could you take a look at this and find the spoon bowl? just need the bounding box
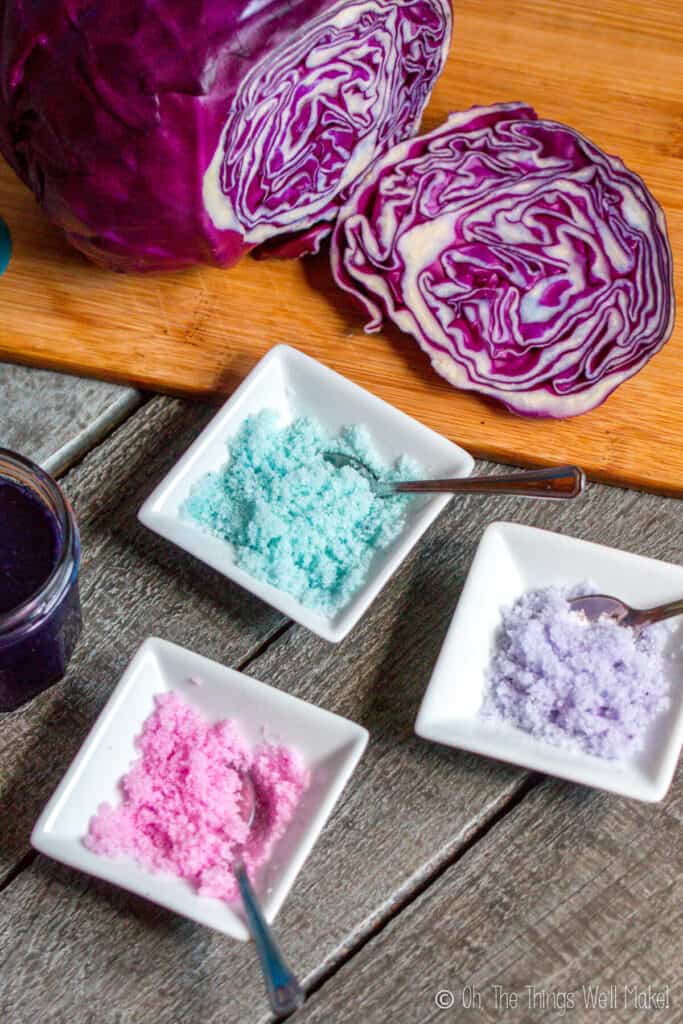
[568,593,683,631]
[240,771,257,830]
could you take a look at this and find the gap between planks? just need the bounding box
[237,620,296,674]
[0,849,37,898]
[42,390,147,478]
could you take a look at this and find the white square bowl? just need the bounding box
[415,522,683,802]
[32,637,368,940]
[138,345,473,643]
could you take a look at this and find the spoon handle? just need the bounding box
[381,465,585,499]
[235,862,304,1018]
[629,598,683,629]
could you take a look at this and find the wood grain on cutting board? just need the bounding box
[0,0,681,493]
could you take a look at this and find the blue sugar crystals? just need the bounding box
[182,409,419,615]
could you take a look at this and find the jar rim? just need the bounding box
[0,449,80,639]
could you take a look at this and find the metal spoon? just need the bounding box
[235,775,303,1019]
[568,593,683,631]
[323,452,585,500]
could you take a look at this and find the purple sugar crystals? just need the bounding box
[482,585,670,759]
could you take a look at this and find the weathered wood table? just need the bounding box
[1,364,681,1024]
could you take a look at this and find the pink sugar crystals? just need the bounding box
[84,692,309,900]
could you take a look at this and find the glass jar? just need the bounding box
[0,449,82,711]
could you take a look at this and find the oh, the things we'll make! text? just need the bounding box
[434,982,672,1015]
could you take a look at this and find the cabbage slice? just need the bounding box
[331,103,674,418]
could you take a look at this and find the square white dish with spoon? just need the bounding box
[32,637,369,940]
[416,522,683,802]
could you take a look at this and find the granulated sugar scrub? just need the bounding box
[85,692,309,900]
[481,584,671,759]
[181,409,421,616]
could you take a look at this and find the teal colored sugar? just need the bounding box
[182,410,420,615]
[0,217,11,276]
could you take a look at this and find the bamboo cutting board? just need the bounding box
[0,0,681,494]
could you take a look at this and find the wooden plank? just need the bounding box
[0,397,285,885]
[2,421,682,1022]
[0,0,682,494]
[291,773,683,1024]
[0,362,141,474]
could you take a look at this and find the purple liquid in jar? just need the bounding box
[0,480,58,612]
[0,450,82,711]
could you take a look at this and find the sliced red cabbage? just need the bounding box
[0,0,451,272]
[331,103,675,418]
